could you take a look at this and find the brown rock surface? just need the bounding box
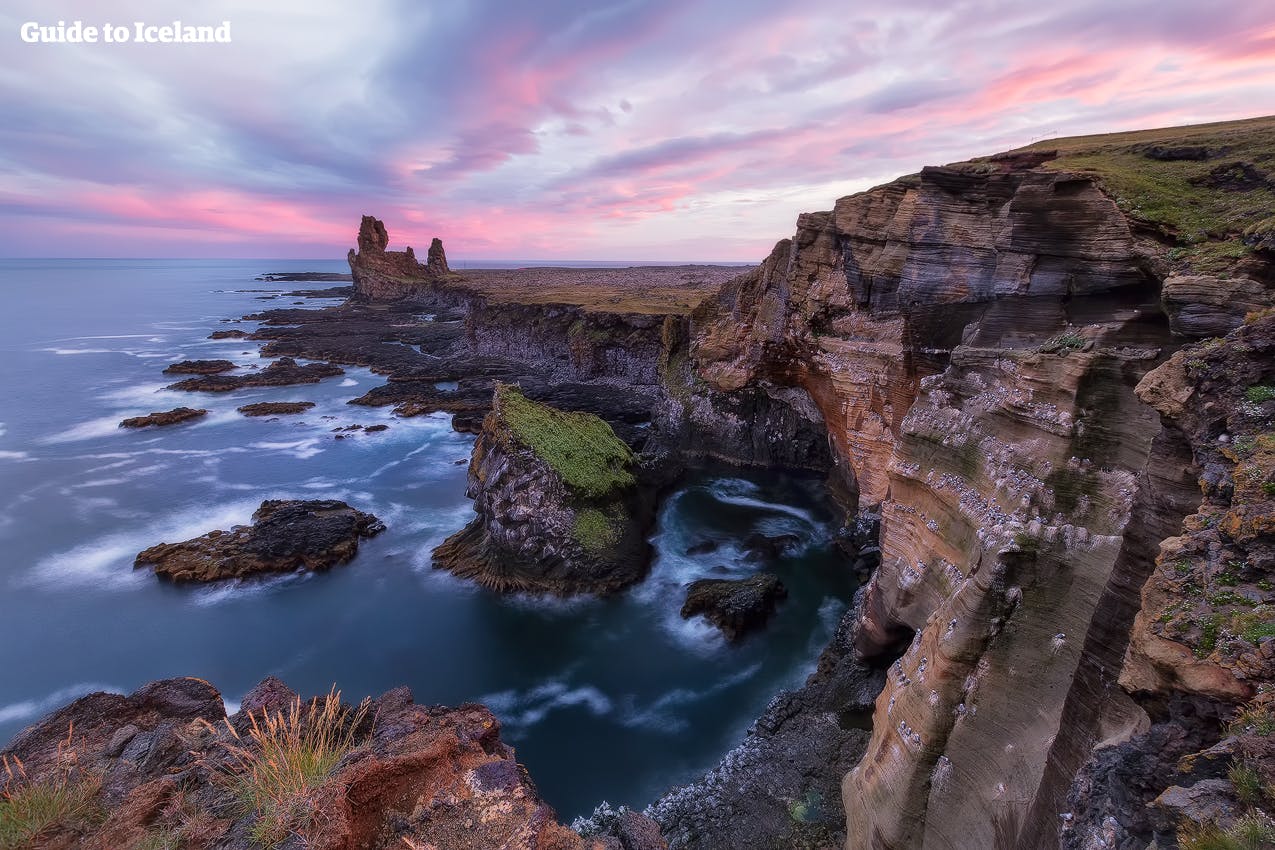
[134,499,385,582]
[0,677,623,850]
[119,407,208,428]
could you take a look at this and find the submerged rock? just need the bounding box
[0,676,620,850]
[162,359,236,375]
[119,406,207,428]
[236,400,315,416]
[433,383,653,595]
[167,356,343,392]
[680,573,787,640]
[134,499,385,582]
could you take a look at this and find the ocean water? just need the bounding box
[0,259,856,818]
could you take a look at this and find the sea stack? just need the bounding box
[347,214,450,301]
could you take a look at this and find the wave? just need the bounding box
[480,680,613,729]
[617,661,763,734]
[25,498,263,590]
[0,682,125,726]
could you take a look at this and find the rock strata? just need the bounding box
[433,384,653,594]
[119,407,207,428]
[134,499,385,582]
[0,676,629,850]
[680,574,787,640]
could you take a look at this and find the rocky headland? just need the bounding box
[9,115,1275,850]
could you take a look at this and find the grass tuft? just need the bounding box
[1180,813,1275,850]
[0,727,103,849]
[221,687,371,849]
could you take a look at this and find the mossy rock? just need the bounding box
[494,384,635,500]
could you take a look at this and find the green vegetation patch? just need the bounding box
[1011,115,1275,273]
[496,385,635,500]
[1244,385,1275,404]
[573,507,622,555]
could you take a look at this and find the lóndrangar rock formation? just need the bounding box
[433,383,654,595]
[347,214,452,301]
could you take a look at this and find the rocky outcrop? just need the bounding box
[119,407,208,428]
[347,214,451,301]
[162,359,236,375]
[0,676,633,850]
[680,574,787,641]
[433,384,653,594]
[134,499,385,582]
[167,356,343,392]
[236,401,315,416]
[1161,273,1273,338]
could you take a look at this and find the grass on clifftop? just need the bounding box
[222,689,370,849]
[496,384,635,500]
[1011,115,1275,273]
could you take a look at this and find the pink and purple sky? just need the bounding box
[2,1,1274,261]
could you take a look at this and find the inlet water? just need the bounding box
[0,259,856,817]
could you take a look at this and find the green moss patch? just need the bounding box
[995,115,1275,273]
[495,385,635,500]
[573,507,622,555]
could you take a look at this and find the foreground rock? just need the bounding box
[162,359,236,375]
[0,676,644,850]
[433,384,653,594]
[680,574,787,640]
[119,407,207,428]
[236,401,315,416]
[166,356,342,392]
[134,499,385,582]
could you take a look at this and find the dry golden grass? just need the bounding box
[220,688,371,848]
[0,725,103,849]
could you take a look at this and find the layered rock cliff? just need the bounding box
[678,118,1275,849]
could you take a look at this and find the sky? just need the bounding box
[1,1,1274,262]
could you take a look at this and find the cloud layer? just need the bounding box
[2,0,1274,260]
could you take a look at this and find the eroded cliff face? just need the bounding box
[683,150,1274,849]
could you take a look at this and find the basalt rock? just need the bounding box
[134,499,385,582]
[119,407,207,428]
[433,384,653,595]
[0,676,624,850]
[162,359,236,375]
[166,356,343,392]
[680,573,787,641]
[236,401,315,416]
[347,214,451,301]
